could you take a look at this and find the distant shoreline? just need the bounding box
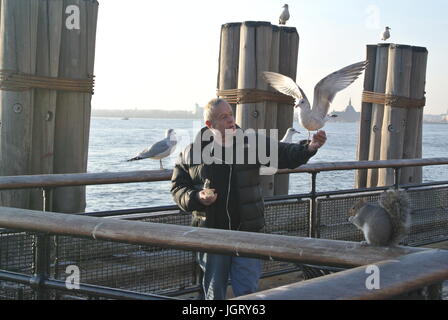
[91,109,203,120]
[91,110,448,124]
[91,115,448,124]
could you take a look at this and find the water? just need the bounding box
[86,118,448,212]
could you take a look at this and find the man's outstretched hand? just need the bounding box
[308,130,327,152]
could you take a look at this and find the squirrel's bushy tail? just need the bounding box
[380,189,412,245]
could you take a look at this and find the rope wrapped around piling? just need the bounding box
[362,91,425,108]
[0,70,95,94]
[217,88,295,105]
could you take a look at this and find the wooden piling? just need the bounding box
[378,45,413,186]
[0,0,98,212]
[366,44,390,187]
[401,47,428,184]
[217,23,242,116]
[217,22,299,196]
[355,45,377,189]
[52,0,98,213]
[0,0,39,209]
[275,26,299,195]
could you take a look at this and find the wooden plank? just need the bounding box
[234,249,448,300]
[424,240,448,250]
[275,26,299,195]
[355,44,378,188]
[236,21,272,131]
[53,0,98,213]
[264,25,279,134]
[217,22,241,116]
[236,22,256,130]
[29,0,64,210]
[236,21,274,196]
[0,207,429,269]
[0,0,38,209]
[366,44,389,187]
[260,25,279,197]
[401,47,428,184]
[378,45,413,186]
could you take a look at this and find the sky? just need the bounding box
[92,0,448,115]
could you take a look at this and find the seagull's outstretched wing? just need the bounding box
[262,71,306,101]
[312,61,368,118]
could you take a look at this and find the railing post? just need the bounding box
[309,172,319,238]
[43,188,52,212]
[393,167,401,189]
[43,188,60,282]
[32,232,51,300]
[31,188,53,300]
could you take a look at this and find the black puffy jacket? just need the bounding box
[170,127,316,232]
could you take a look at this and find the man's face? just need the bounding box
[207,101,236,142]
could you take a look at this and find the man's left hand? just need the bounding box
[308,130,327,152]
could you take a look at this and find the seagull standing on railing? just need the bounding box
[279,4,290,25]
[263,61,368,139]
[280,128,300,143]
[127,129,177,169]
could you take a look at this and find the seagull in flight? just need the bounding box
[127,129,177,169]
[279,4,290,25]
[381,26,391,41]
[263,61,368,139]
[280,128,300,143]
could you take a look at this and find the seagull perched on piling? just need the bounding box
[263,61,368,139]
[381,26,391,41]
[127,129,177,169]
[280,128,300,143]
[279,4,290,25]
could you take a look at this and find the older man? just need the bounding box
[171,98,326,300]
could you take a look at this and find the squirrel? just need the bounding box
[348,189,412,246]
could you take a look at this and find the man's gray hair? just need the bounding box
[203,98,225,122]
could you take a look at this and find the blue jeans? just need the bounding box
[197,252,262,300]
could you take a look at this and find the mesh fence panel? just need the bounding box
[317,187,448,246]
[0,281,33,300]
[53,210,198,296]
[0,230,34,273]
[317,192,381,242]
[405,187,448,245]
[0,229,35,300]
[262,199,310,274]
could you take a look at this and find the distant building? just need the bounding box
[331,99,360,122]
[443,109,448,122]
[193,103,204,118]
[423,113,447,123]
[91,105,204,119]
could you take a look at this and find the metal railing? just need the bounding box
[0,158,447,300]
